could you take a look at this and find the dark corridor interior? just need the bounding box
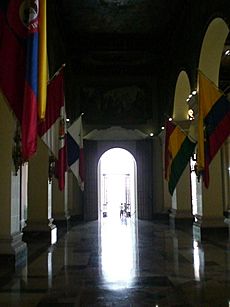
[45,0,230,134]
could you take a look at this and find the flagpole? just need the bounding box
[223,84,230,94]
[48,63,66,84]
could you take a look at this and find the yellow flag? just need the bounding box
[38,0,48,120]
[197,71,222,171]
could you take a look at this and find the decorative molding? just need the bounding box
[84,126,148,140]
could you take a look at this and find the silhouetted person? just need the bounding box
[120,203,124,218]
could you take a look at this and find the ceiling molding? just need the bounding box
[84,126,148,140]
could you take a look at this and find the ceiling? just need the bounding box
[6,0,230,135]
[48,0,193,135]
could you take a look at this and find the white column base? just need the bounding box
[194,214,227,228]
[169,208,193,229]
[23,219,57,245]
[193,214,228,242]
[0,232,27,269]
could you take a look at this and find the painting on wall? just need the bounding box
[80,84,152,125]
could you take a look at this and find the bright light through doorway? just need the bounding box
[99,148,136,220]
[98,148,138,289]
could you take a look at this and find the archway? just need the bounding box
[165,70,193,222]
[199,18,229,85]
[194,17,229,229]
[98,147,137,223]
[97,147,138,287]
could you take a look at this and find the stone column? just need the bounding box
[193,151,227,241]
[158,132,171,220]
[20,162,28,230]
[152,136,166,218]
[169,164,193,228]
[68,171,83,222]
[52,173,69,234]
[23,138,57,245]
[0,93,27,269]
[202,153,225,226]
[222,138,230,229]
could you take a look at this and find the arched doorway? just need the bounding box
[97,147,138,287]
[83,137,153,221]
[98,147,137,223]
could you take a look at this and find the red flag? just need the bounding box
[38,68,67,191]
[38,70,64,146]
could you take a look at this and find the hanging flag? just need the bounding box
[67,115,85,191]
[1,0,39,160]
[20,0,39,161]
[38,67,67,190]
[38,0,48,120]
[164,120,196,195]
[38,69,64,157]
[0,4,26,122]
[3,0,48,160]
[197,71,230,187]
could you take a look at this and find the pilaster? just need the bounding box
[68,171,83,223]
[23,138,57,245]
[192,152,228,241]
[169,165,193,229]
[0,93,27,270]
[222,138,230,227]
[52,174,69,235]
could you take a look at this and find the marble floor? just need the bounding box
[0,215,229,306]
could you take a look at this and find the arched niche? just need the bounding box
[199,17,229,85]
[173,70,191,121]
[196,17,229,224]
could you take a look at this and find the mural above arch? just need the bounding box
[81,83,152,125]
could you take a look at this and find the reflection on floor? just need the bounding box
[0,217,229,306]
